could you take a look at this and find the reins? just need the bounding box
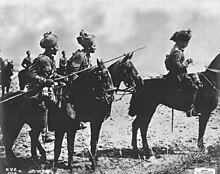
[205,67,220,73]
[200,72,220,93]
[114,86,135,102]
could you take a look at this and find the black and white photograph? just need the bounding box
[0,0,220,173]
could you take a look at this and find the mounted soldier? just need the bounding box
[27,31,60,143]
[67,29,96,75]
[165,29,203,117]
[66,29,97,129]
[21,50,33,70]
[58,50,67,75]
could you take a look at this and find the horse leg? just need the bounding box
[6,82,10,93]
[35,131,46,163]
[2,122,23,166]
[198,112,211,150]
[131,117,141,157]
[53,130,65,170]
[139,107,156,158]
[29,129,40,162]
[67,129,76,168]
[2,86,5,96]
[90,120,102,170]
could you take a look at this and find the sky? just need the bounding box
[0,0,220,77]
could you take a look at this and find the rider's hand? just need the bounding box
[186,58,193,64]
[45,79,54,86]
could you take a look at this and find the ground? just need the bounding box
[0,81,220,174]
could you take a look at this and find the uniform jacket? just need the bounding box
[167,45,189,74]
[67,49,92,73]
[28,54,57,88]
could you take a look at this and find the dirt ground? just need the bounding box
[0,81,220,174]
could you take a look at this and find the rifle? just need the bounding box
[54,46,146,82]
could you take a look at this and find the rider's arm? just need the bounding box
[27,58,47,84]
[171,50,189,72]
[21,58,27,69]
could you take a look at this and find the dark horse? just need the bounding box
[18,69,27,90]
[0,60,13,96]
[53,53,141,170]
[0,59,112,167]
[130,54,220,157]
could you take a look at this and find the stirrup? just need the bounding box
[42,132,55,143]
[186,107,201,117]
[76,122,87,131]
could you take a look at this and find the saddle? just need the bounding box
[163,72,202,92]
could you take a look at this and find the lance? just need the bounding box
[54,46,146,82]
[104,46,146,64]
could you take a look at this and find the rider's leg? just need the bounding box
[185,76,201,117]
[39,101,54,143]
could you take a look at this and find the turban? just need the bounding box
[170,29,192,42]
[40,31,58,48]
[77,30,96,49]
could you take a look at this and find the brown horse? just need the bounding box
[129,54,220,157]
[53,53,141,171]
[0,59,112,167]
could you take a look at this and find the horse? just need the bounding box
[0,60,13,96]
[53,53,141,171]
[18,69,27,90]
[0,59,112,167]
[129,54,220,157]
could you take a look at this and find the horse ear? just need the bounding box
[121,54,129,64]
[97,59,100,67]
[129,52,134,60]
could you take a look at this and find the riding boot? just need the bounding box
[41,108,54,143]
[186,86,201,117]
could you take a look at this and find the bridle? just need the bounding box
[117,61,137,93]
[94,68,115,104]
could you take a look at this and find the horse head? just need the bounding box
[93,59,115,100]
[108,53,142,92]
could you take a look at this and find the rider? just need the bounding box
[66,29,96,130]
[67,29,95,75]
[165,29,202,117]
[27,31,59,143]
[59,50,67,75]
[21,50,33,70]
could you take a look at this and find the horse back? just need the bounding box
[0,91,29,123]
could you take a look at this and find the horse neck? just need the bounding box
[204,54,220,90]
[108,61,122,88]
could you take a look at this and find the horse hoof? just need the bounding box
[89,156,97,171]
[144,149,153,158]
[198,146,205,152]
[132,149,140,159]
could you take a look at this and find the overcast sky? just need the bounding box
[1,0,220,77]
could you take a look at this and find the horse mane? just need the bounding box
[108,60,119,71]
[206,53,220,70]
